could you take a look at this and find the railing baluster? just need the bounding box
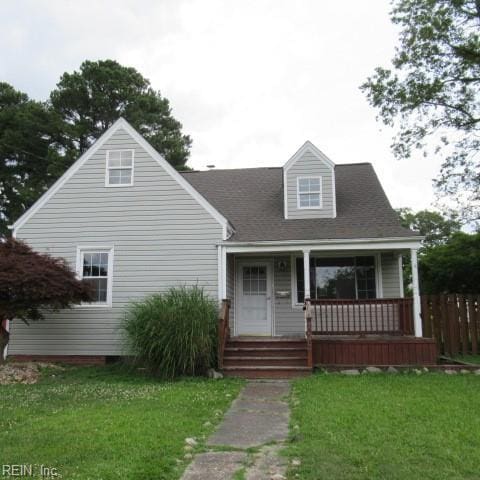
[308,298,414,336]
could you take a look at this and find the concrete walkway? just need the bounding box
[181,380,291,480]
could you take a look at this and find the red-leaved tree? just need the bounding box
[0,238,93,361]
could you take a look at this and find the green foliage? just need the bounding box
[420,231,480,293]
[0,365,242,479]
[361,0,480,225]
[123,286,218,378]
[287,373,480,479]
[397,207,461,249]
[396,207,461,294]
[50,59,191,169]
[1,60,192,235]
[0,82,64,236]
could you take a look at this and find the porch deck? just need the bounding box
[218,299,438,378]
[312,334,437,366]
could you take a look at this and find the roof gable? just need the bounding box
[12,118,231,239]
[283,140,335,172]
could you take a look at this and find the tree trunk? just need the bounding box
[0,320,10,364]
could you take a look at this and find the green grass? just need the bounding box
[454,354,480,365]
[0,365,243,479]
[286,372,480,480]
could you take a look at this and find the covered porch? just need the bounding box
[218,239,424,338]
[217,239,436,375]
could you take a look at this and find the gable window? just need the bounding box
[77,247,113,306]
[106,150,134,186]
[297,176,322,208]
[295,256,376,303]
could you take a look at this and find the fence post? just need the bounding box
[458,295,469,355]
[468,295,478,355]
[421,295,432,338]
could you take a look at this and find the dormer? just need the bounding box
[283,141,336,219]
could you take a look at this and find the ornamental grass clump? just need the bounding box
[123,286,218,378]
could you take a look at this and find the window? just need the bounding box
[242,266,267,295]
[106,150,134,186]
[297,176,322,209]
[295,256,376,303]
[77,248,113,306]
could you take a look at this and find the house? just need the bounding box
[9,118,436,375]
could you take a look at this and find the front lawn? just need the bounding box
[286,372,480,480]
[0,365,242,479]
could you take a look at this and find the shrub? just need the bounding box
[123,286,218,378]
[0,238,93,361]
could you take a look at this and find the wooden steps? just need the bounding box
[222,337,312,378]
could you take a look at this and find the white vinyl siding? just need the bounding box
[381,252,402,297]
[10,127,222,356]
[273,256,304,335]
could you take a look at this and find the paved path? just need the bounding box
[181,380,290,480]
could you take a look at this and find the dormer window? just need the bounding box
[106,150,134,186]
[297,176,322,209]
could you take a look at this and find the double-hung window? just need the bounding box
[297,177,322,208]
[77,248,113,306]
[106,150,134,186]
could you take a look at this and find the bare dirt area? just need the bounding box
[0,362,64,385]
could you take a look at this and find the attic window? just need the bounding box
[106,150,134,186]
[297,176,322,209]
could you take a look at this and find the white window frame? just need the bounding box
[105,149,135,187]
[75,246,114,307]
[290,252,382,308]
[297,176,322,209]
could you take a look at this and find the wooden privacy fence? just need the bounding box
[421,294,480,356]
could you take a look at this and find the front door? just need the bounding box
[236,261,272,335]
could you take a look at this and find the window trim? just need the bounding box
[290,253,382,308]
[296,176,322,209]
[75,246,114,308]
[105,149,135,187]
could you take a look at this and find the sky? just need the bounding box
[0,0,444,211]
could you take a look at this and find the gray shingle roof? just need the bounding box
[181,164,417,242]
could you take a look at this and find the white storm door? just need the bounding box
[236,262,272,335]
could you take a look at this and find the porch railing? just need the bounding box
[307,297,414,335]
[218,299,231,370]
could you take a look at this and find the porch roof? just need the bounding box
[182,164,418,242]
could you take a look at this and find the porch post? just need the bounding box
[410,248,423,337]
[303,249,311,300]
[221,247,227,299]
[218,246,227,301]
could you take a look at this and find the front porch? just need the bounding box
[217,240,436,376]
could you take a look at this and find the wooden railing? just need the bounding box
[307,298,414,335]
[217,299,231,370]
[421,294,479,356]
[304,299,313,368]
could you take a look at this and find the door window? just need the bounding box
[242,266,267,295]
